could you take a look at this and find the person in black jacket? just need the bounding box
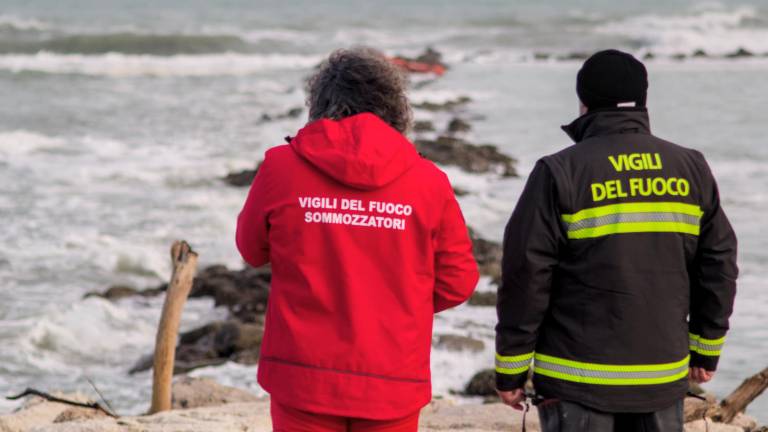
[495,50,738,432]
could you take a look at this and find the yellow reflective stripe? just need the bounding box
[568,222,700,239]
[693,348,722,356]
[562,202,704,223]
[496,365,530,374]
[534,353,689,372]
[495,352,535,362]
[689,333,725,356]
[533,354,690,386]
[689,333,726,345]
[535,367,689,386]
[495,352,534,375]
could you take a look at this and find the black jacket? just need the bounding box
[495,108,738,413]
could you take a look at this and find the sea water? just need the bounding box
[0,0,766,421]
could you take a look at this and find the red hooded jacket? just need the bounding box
[236,113,479,419]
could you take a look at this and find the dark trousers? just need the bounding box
[538,399,684,432]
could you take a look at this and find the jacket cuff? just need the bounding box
[690,351,720,371]
[688,333,725,371]
[495,352,534,391]
[496,370,528,391]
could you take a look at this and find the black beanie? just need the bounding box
[576,49,648,110]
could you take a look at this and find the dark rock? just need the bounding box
[260,106,304,122]
[415,136,517,177]
[468,228,503,282]
[434,334,485,353]
[453,187,468,197]
[414,47,445,67]
[286,107,304,118]
[190,265,271,322]
[83,284,165,300]
[392,47,447,71]
[692,49,708,58]
[556,52,589,61]
[223,161,262,187]
[413,120,436,133]
[726,47,754,58]
[86,285,137,300]
[465,369,496,396]
[93,265,271,322]
[446,118,471,134]
[413,96,472,112]
[130,320,264,375]
[412,78,438,90]
[468,291,497,307]
[465,369,535,397]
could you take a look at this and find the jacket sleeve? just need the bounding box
[235,153,275,268]
[496,161,565,391]
[433,180,479,313]
[689,155,738,371]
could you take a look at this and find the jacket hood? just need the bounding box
[290,113,420,190]
[562,108,651,143]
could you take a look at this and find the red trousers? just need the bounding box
[270,400,420,432]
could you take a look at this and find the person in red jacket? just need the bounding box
[236,47,479,432]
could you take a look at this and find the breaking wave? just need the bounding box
[595,6,768,57]
[0,14,49,32]
[0,52,322,77]
[0,32,252,55]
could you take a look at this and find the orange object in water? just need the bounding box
[389,57,446,76]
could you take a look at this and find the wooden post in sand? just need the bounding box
[149,241,198,414]
[714,366,768,423]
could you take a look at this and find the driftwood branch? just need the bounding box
[149,241,198,415]
[714,366,768,423]
[6,388,118,418]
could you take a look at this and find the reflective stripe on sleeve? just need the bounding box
[689,333,725,356]
[533,353,690,386]
[561,202,704,239]
[495,352,534,375]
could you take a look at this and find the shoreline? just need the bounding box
[0,378,762,432]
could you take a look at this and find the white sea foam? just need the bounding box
[240,29,318,44]
[431,277,497,396]
[409,88,482,105]
[0,14,49,31]
[0,130,65,156]
[7,295,223,369]
[596,6,768,56]
[0,52,323,77]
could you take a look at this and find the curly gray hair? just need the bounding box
[306,47,412,134]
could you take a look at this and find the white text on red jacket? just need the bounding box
[299,197,412,231]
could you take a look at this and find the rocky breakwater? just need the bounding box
[89,231,504,376]
[87,265,271,375]
[528,47,768,63]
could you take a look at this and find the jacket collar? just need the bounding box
[562,108,651,143]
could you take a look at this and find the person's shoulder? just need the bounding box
[412,156,453,186]
[260,144,300,169]
[537,146,575,179]
[651,136,711,171]
[263,144,292,160]
[539,142,580,168]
